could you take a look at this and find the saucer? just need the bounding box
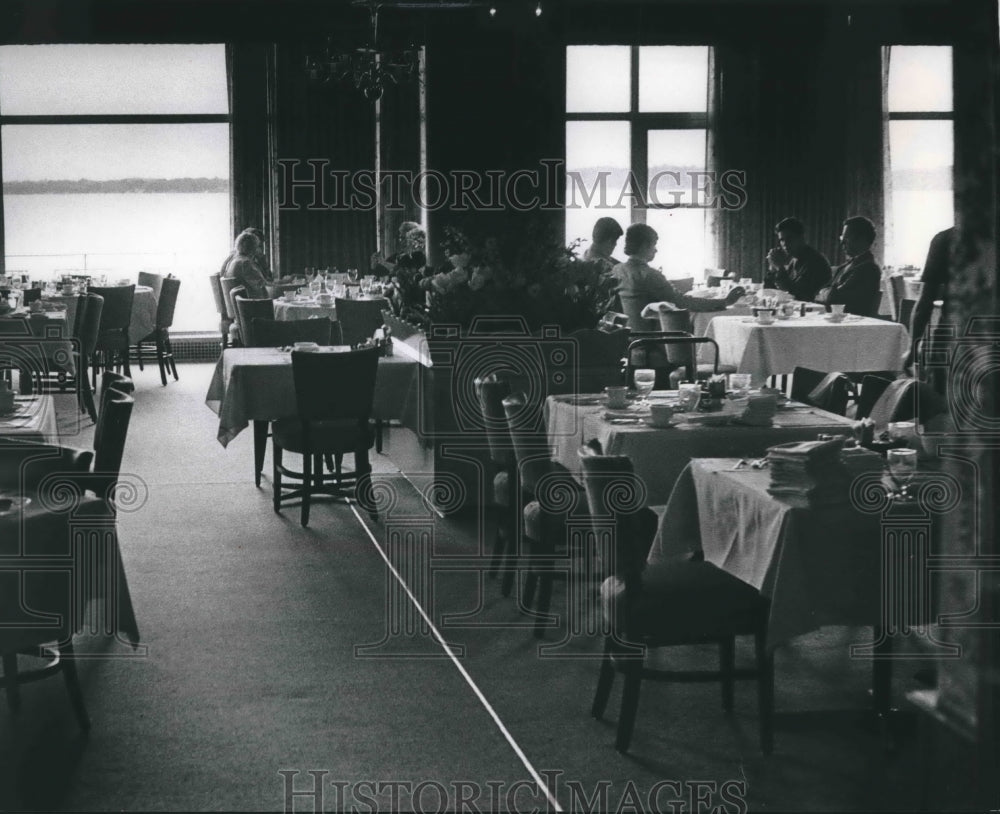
[824,315,847,323]
[642,416,679,428]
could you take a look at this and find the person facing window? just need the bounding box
[610,223,744,331]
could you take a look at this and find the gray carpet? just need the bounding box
[0,362,935,811]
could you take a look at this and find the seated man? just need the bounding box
[611,223,744,331]
[814,216,881,316]
[583,216,624,273]
[763,216,831,301]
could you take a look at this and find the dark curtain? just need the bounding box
[377,57,423,255]
[711,26,885,278]
[271,43,377,277]
[227,43,271,245]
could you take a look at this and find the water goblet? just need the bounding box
[887,448,918,500]
[347,268,359,284]
[633,368,656,405]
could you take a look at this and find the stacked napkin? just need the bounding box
[766,438,850,508]
[738,393,778,426]
[840,445,884,480]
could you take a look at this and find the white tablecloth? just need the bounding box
[273,299,338,322]
[648,458,882,647]
[546,394,857,504]
[705,313,909,384]
[205,347,420,447]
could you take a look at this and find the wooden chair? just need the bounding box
[854,374,896,420]
[234,294,274,351]
[89,284,135,386]
[790,366,853,416]
[867,376,948,428]
[91,387,136,507]
[888,274,907,322]
[625,335,720,389]
[0,441,97,731]
[208,273,233,349]
[548,327,628,395]
[579,446,774,755]
[475,375,517,581]
[334,297,388,347]
[134,276,180,385]
[898,298,916,331]
[219,279,244,345]
[20,288,42,306]
[502,390,589,637]
[272,347,379,527]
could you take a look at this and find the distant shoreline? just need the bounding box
[3,178,228,194]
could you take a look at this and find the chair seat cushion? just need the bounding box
[272,418,372,454]
[602,560,765,642]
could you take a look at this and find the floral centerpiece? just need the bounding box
[390,223,618,333]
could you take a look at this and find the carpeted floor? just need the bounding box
[0,362,938,812]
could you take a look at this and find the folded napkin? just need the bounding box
[738,393,777,426]
[766,437,852,508]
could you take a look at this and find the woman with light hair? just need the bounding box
[223,232,270,299]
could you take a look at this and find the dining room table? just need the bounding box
[704,311,909,385]
[0,395,59,444]
[545,392,858,505]
[41,283,158,344]
[206,345,421,439]
[0,311,75,393]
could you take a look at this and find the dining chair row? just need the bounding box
[131,275,181,387]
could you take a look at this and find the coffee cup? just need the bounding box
[755,308,775,325]
[648,403,675,427]
[604,385,628,409]
[830,303,846,316]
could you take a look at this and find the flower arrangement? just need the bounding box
[391,223,618,333]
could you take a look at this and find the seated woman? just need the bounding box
[223,233,270,299]
[610,223,744,331]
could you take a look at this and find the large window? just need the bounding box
[883,45,953,268]
[565,45,711,278]
[0,44,230,331]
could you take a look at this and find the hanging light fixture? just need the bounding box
[305,1,419,101]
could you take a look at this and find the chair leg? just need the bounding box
[60,641,91,732]
[80,374,97,424]
[166,336,178,381]
[488,511,507,578]
[591,639,616,719]
[756,629,775,755]
[301,452,312,527]
[253,421,269,487]
[720,637,736,713]
[2,653,21,714]
[533,570,555,639]
[615,658,643,753]
[155,338,167,386]
[272,445,283,513]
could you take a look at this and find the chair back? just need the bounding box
[208,273,227,318]
[855,374,895,420]
[898,298,916,330]
[656,308,692,334]
[578,447,649,585]
[219,278,244,321]
[234,295,275,348]
[867,377,947,427]
[20,288,42,305]
[475,374,514,467]
[94,372,134,454]
[671,277,695,295]
[137,271,165,300]
[790,366,853,415]
[567,327,629,393]
[500,391,550,474]
[334,297,388,346]
[290,346,379,424]
[89,285,135,333]
[155,276,181,330]
[76,293,104,356]
[626,335,719,388]
[92,388,135,498]
[251,317,336,347]
[888,274,907,322]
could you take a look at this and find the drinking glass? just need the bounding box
[360,275,375,296]
[677,382,701,412]
[728,373,752,397]
[887,448,918,500]
[633,368,656,404]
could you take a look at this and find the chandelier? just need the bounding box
[305,1,420,101]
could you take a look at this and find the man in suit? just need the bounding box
[764,216,831,302]
[814,216,882,316]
